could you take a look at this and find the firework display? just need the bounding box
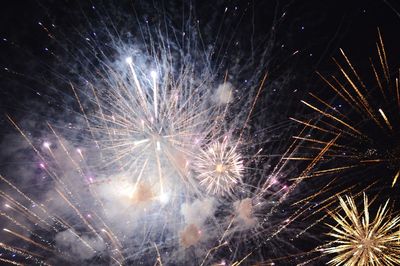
[295,30,400,189]
[323,194,400,265]
[0,1,400,265]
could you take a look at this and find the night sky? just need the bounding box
[0,0,400,265]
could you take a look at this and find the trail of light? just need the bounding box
[293,178,340,206]
[309,93,347,119]
[292,135,339,182]
[155,145,164,195]
[237,71,268,143]
[101,229,124,263]
[378,108,393,130]
[338,48,366,89]
[291,136,348,149]
[153,242,163,266]
[3,228,53,252]
[316,71,363,115]
[0,175,59,230]
[301,101,362,135]
[318,118,359,138]
[0,190,53,230]
[0,242,49,265]
[47,123,83,175]
[70,83,97,145]
[200,241,228,266]
[289,117,335,135]
[55,188,103,246]
[257,125,308,195]
[126,57,150,116]
[377,28,390,84]
[0,257,22,266]
[40,142,79,202]
[5,117,78,215]
[89,83,114,153]
[151,71,158,120]
[93,212,122,249]
[305,165,358,176]
[0,212,51,246]
[232,251,252,266]
[333,56,381,128]
[295,181,378,240]
[219,215,234,244]
[254,136,340,248]
[41,132,116,239]
[392,169,399,187]
[371,58,387,101]
[260,249,323,266]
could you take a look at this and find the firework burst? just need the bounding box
[293,30,400,189]
[194,137,244,195]
[323,193,400,265]
[86,52,230,201]
[0,2,328,265]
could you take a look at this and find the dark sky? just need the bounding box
[2,1,400,65]
[2,0,400,116]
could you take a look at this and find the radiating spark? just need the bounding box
[194,139,244,195]
[323,194,400,265]
[0,257,23,266]
[0,242,49,265]
[3,228,54,252]
[296,30,400,187]
[378,108,393,130]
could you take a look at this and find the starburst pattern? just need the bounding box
[194,138,244,195]
[324,193,400,265]
[87,55,227,201]
[294,30,400,188]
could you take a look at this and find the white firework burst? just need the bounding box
[88,51,232,204]
[0,2,319,265]
[194,138,244,195]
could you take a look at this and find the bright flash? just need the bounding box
[158,192,170,204]
[150,70,157,79]
[43,142,51,149]
[215,164,225,173]
[125,56,133,64]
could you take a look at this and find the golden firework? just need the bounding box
[324,193,400,265]
[293,29,400,187]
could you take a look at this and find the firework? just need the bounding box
[0,2,325,265]
[293,30,400,188]
[88,53,227,200]
[323,193,400,265]
[194,137,244,195]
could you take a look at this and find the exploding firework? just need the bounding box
[323,193,400,265]
[194,137,244,195]
[0,2,319,265]
[85,52,231,201]
[293,30,400,191]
